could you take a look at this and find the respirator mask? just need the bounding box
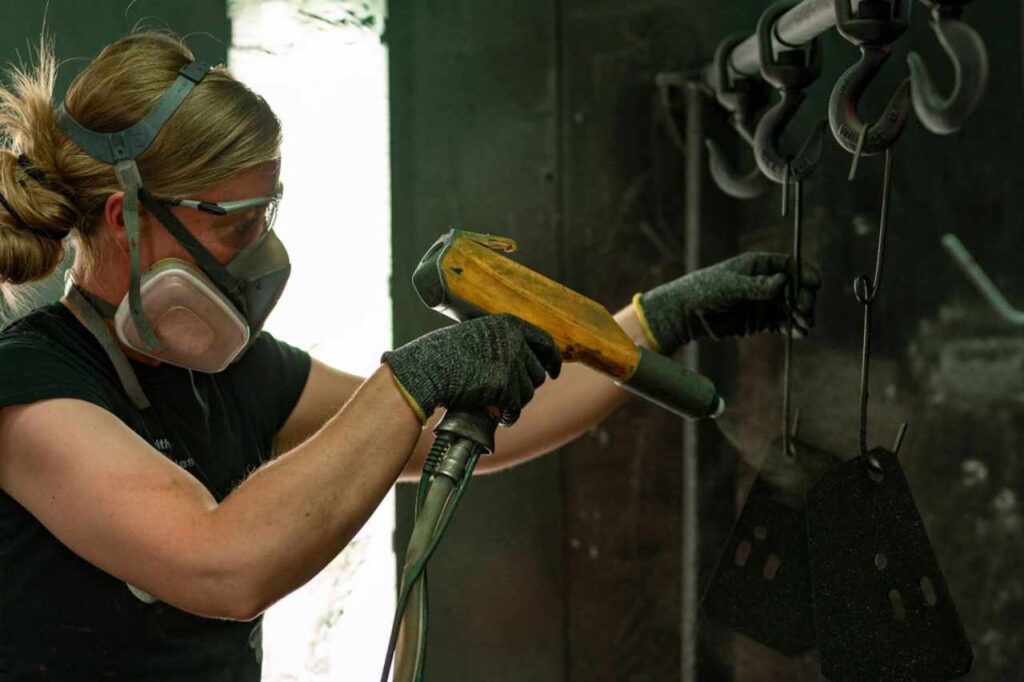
[56,59,291,373]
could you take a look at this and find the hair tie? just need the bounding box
[17,154,71,200]
[0,188,66,241]
[16,154,51,185]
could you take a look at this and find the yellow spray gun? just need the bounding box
[413,229,725,418]
[382,230,724,682]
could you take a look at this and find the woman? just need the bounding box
[0,31,818,680]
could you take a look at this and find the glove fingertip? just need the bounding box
[500,407,522,427]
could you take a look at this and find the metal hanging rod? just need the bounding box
[701,0,837,84]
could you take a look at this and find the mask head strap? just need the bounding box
[55,59,212,351]
[55,60,211,166]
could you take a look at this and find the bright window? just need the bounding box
[228,1,394,679]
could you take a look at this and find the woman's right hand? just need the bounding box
[381,314,563,425]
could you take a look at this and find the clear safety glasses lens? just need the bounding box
[160,182,284,234]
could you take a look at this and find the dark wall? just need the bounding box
[389,1,1022,680]
[388,2,566,679]
[0,0,229,322]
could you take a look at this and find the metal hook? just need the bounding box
[753,1,828,186]
[906,1,989,135]
[705,33,773,199]
[706,137,772,199]
[942,233,1024,326]
[830,0,912,165]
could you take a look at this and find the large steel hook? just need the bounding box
[906,0,989,134]
[754,1,827,185]
[830,0,912,158]
[705,32,773,199]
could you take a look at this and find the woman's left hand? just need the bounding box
[633,252,821,354]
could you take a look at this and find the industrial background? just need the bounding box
[2,0,1021,680]
[388,1,1020,680]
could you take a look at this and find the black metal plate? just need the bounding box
[806,448,973,681]
[701,437,839,656]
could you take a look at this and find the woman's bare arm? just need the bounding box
[0,363,422,621]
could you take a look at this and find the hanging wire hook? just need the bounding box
[851,147,907,473]
[906,0,989,135]
[753,1,828,192]
[705,32,774,199]
[830,0,913,178]
[782,175,804,459]
[853,148,893,470]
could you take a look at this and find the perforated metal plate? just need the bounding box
[701,437,839,656]
[806,448,973,681]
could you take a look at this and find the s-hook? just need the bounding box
[906,0,989,135]
[831,0,913,179]
[705,32,773,199]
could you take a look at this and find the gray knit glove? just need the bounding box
[634,252,821,354]
[381,314,563,425]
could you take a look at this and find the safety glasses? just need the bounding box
[155,182,284,236]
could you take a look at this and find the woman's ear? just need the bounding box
[103,191,127,253]
[103,191,152,254]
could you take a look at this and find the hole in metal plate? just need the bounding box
[735,540,752,567]
[889,589,906,620]
[763,554,782,580]
[920,576,938,607]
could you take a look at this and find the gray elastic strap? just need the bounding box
[116,160,165,353]
[55,60,211,164]
[63,285,152,411]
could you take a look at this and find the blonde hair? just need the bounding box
[0,30,282,314]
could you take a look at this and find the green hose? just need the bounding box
[380,437,483,682]
[396,476,453,680]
